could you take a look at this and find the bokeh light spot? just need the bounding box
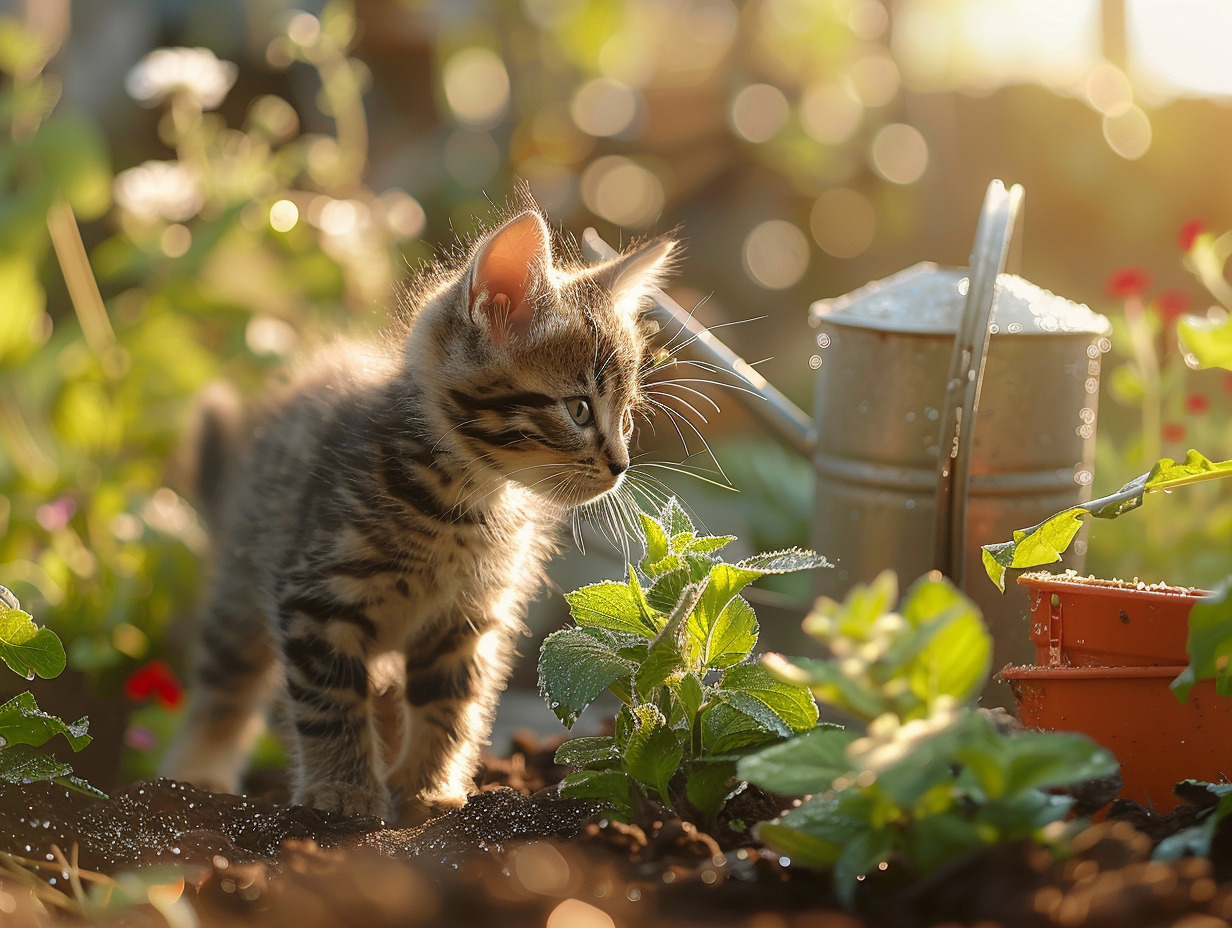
[546,899,614,928]
[869,123,929,184]
[160,224,191,258]
[1084,62,1133,114]
[269,199,299,233]
[377,190,426,240]
[730,83,790,143]
[317,198,359,236]
[580,156,664,228]
[570,78,640,138]
[810,188,876,258]
[743,220,809,290]
[286,12,321,47]
[800,84,863,145]
[1102,104,1152,159]
[850,0,889,38]
[443,47,510,129]
[846,53,900,107]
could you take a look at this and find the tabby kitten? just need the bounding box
[164,203,676,823]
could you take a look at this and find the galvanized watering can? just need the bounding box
[584,181,1111,706]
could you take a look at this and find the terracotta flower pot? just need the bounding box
[1019,570,1206,667]
[1003,571,1232,811]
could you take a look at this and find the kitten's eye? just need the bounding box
[621,409,634,438]
[566,397,594,427]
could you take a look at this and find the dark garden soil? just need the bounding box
[0,732,1229,928]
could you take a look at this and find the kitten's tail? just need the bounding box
[192,382,245,531]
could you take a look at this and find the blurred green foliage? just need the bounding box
[1085,230,1232,588]
[0,6,418,694]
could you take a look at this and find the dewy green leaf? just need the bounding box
[718,662,818,733]
[0,743,73,785]
[737,548,831,575]
[538,627,637,728]
[738,725,857,796]
[1172,578,1232,701]
[687,564,763,666]
[623,704,683,802]
[981,451,1232,590]
[661,498,695,538]
[1178,313,1232,371]
[554,735,620,769]
[0,606,66,680]
[565,581,656,637]
[699,700,779,755]
[559,769,632,818]
[640,511,669,567]
[699,595,759,670]
[0,692,91,752]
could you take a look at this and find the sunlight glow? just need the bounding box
[1128,0,1232,99]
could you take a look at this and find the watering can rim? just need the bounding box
[809,262,1112,337]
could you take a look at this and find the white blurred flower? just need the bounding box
[114,160,204,223]
[126,47,238,110]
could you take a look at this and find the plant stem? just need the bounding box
[45,199,114,356]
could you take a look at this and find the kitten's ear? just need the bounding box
[469,211,552,343]
[595,235,678,316]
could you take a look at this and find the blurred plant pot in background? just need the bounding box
[1003,571,1232,812]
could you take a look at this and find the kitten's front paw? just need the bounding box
[397,789,469,827]
[296,781,393,821]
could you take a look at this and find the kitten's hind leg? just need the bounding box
[161,584,278,795]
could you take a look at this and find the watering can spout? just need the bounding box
[581,228,817,459]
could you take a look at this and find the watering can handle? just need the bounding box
[933,180,1025,585]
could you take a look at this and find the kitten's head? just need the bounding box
[414,204,677,510]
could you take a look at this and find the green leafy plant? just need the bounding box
[980,450,1232,592]
[538,499,826,822]
[0,586,101,796]
[738,571,1117,908]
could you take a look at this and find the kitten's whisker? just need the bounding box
[648,390,712,427]
[646,403,729,483]
[646,381,722,414]
[662,315,766,357]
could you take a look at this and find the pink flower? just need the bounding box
[36,497,76,532]
[124,660,183,709]
[1106,267,1150,299]
[1179,220,1205,252]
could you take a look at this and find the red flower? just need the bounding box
[1154,290,1191,323]
[124,660,183,709]
[1161,422,1187,443]
[1179,219,1205,252]
[1106,267,1150,299]
[1185,394,1209,414]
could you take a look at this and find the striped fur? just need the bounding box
[163,205,677,822]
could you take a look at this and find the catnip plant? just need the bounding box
[538,499,827,822]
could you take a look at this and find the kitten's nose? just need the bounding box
[608,459,628,477]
